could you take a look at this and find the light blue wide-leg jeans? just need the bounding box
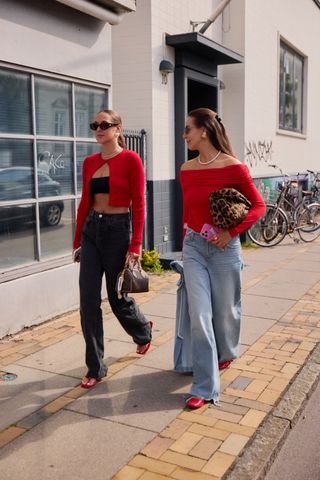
[183,228,242,402]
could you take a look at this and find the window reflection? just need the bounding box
[76,143,97,193]
[40,199,73,259]
[37,141,73,196]
[35,78,72,136]
[0,203,36,269]
[0,66,109,274]
[0,70,32,134]
[0,140,34,201]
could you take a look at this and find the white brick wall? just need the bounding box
[112,0,223,181]
[244,0,320,176]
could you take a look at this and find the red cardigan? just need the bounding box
[73,150,145,255]
[180,164,266,238]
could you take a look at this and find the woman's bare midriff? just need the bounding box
[92,193,129,214]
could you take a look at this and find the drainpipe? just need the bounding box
[55,0,124,25]
[199,0,232,34]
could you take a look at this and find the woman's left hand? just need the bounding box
[126,251,139,263]
[209,230,232,250]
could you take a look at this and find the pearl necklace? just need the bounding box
[198,150,221,165]
[101,147,123,159]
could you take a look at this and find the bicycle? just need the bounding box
[248,165,320,247]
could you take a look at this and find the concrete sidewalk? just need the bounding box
[0,238,320,480]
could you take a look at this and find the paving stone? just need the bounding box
[141,436,175,459]
[202,451,235,476]
[219,433,250,456]
[171,467,217,480]
[161,419,191,440]
[204,407,243,424]
[67,364,190,433]
[114,465,145,480]
[129,455,176,476]
[0,364,79,431]
[160,450,206,471]
[214,420,256,437]
[187,423,229,441]
[214,401,249,415]
[169,432,202,454]
[257,389,280,405]
[0,410,155,480]
[245,379,269,394]
[229,376,253,390]
[234,398,272,413]
[239,409,267,428]
[0,426,26,448]
[189,436,221,460]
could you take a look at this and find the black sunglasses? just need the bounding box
[90,121,119,131]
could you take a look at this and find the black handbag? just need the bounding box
[116,258,149,298]
[209,188,251,229]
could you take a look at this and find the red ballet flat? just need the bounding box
[80,376,101,389]
[219,360,233,370]
[186,397,205,409]
[136,321,153,355]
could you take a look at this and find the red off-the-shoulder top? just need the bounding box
[180,164,266,238]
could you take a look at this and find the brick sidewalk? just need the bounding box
[114,281,320,480]
[1,245,320,479]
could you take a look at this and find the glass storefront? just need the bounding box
[0,66,108,273]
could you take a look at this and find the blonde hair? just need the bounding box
[100,109,126,148]
[188,108,235,157]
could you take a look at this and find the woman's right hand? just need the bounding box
[73,247,81,263]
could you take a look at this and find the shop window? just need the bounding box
[75,85,107,137]
[0,70,32,134]
[0,66,108,276]
[279,41,304,133]
[35,78,72,136]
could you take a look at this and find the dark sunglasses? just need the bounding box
[89,121,119,131]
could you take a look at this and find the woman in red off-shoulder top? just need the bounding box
[179,108,265,409]
[73,109,152,389]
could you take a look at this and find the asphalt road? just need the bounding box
[264,379,320,480]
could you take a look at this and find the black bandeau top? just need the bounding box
[90,176,110,195]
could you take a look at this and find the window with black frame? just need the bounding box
[279,41,304,133]
[0,66,108,273]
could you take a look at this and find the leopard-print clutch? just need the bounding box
[209,188,251,229]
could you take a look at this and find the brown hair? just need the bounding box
[188,108,235,157]
[100,109,126,148]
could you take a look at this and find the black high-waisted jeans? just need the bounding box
[79,210,151,379]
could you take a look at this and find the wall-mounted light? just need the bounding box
[159,59,175,84]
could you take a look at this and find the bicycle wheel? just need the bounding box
[297,202,320,242]
[248,204,288,247]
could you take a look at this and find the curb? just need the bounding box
[223,343,320,480]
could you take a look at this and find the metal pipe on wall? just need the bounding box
[199,0,232,34]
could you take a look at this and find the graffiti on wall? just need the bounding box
[244,140,273,167]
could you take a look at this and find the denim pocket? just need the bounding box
[111,217,130,232]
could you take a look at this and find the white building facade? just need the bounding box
[0,0,135,337]
[1,0,319,337]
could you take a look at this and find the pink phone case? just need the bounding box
[200,223,221,241]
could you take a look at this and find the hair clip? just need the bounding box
[216,115,222,124]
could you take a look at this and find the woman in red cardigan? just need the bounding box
[73,109,152,389]
[180,108,266,409]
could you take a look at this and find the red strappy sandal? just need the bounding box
[219,360,233,370]
[136,321,153,355]
[80,376,101,389]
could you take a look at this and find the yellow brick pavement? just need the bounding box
[0,260,320,480]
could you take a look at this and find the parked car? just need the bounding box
[0,167,64,227]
